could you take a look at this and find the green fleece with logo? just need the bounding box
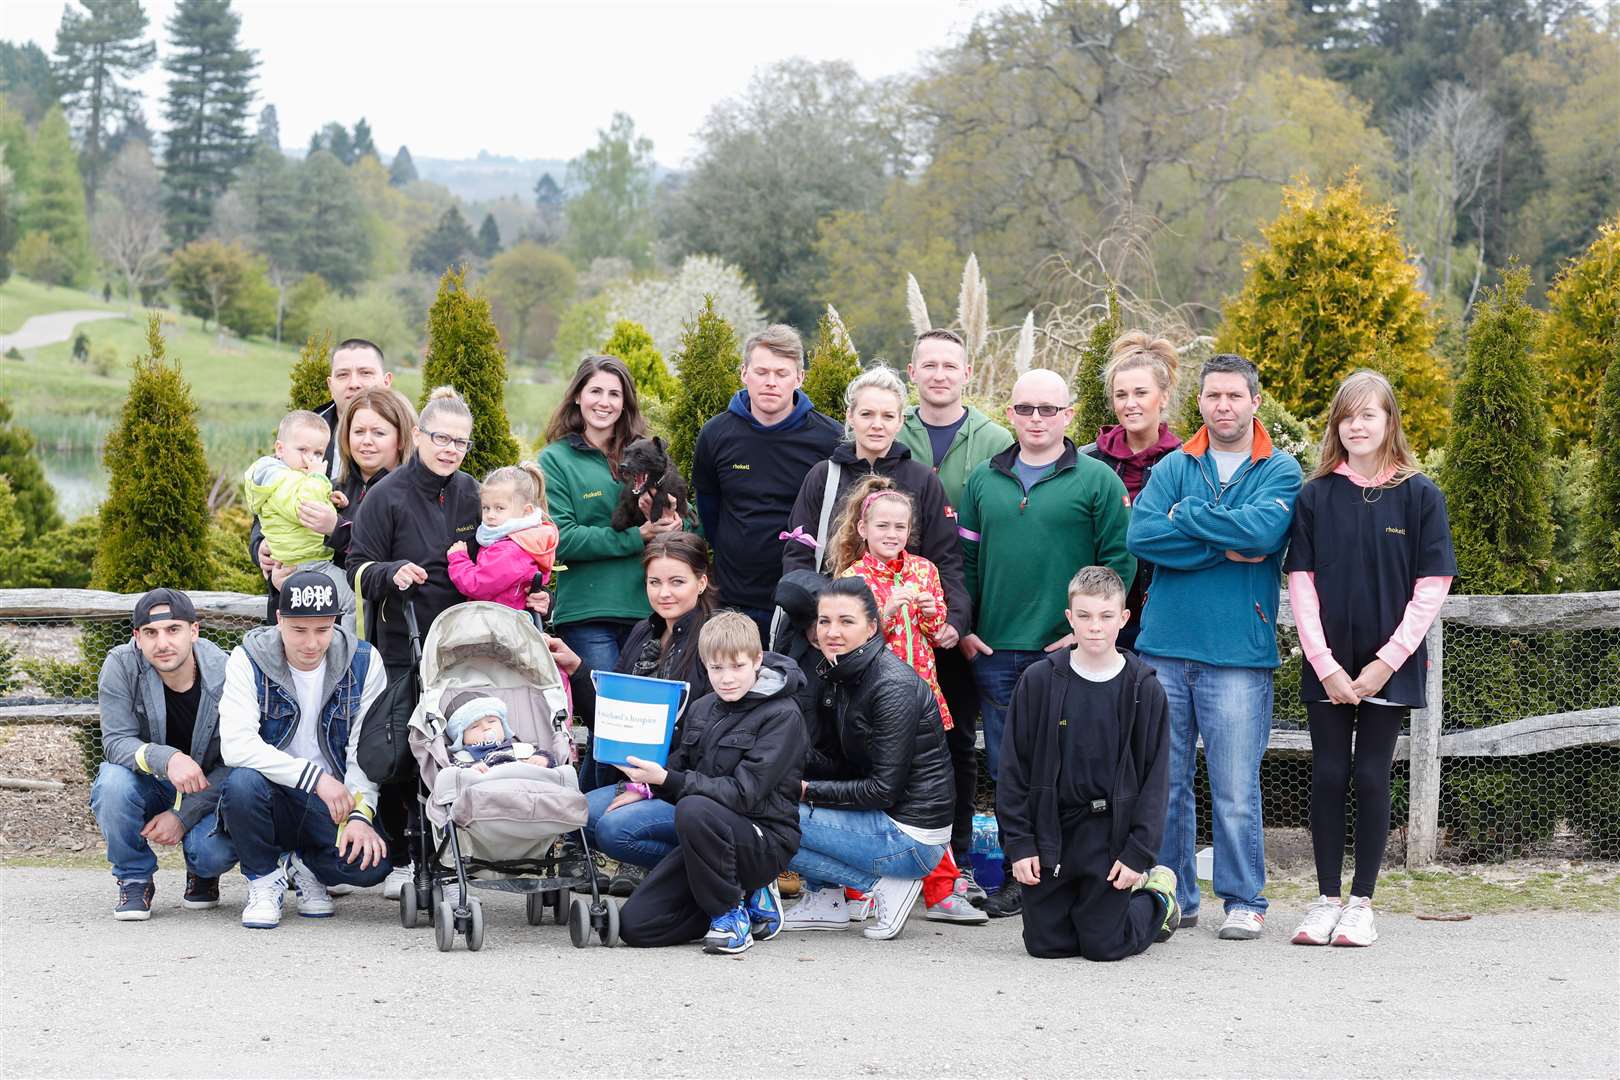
[897,405,1015,508]
[538,435,651,626]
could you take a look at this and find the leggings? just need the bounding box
[1306,701,1407,899]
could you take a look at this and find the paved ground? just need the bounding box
[0,309,123,351]
[1,867,1615,1079]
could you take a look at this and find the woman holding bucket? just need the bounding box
[580,533,717,894]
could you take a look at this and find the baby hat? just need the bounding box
[446,695,510,751]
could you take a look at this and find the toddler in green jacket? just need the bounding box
[244,410,345,566]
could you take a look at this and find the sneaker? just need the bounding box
[327,883,355,896]
[383,863,413,901]
[746,879,784,941]
[608,862,646,898]
[983,879,1024,918]
[925,892,990,924]
[113,879,155,921]
[863,876,925,941]
[703,905,755,955]
[242,868,288,929]
[847,895,873,922]
[1218,908,1265,940]
[1291,896,1343,946]
[1140,865,1181,942]
[182,873,220,910]
[1331,896,1378,947]
[284,853,335,918]
[955,864,988,907]
[1180,913,1199,929]
[782,885,850,931]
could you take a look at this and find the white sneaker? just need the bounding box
[925,892,990,924]
[1332,896,1378,947]
[1218,908,1265,940]
[863,876,924,941]
[1291,896,1343,945]
[782,885,850,931]
[242,868,288,929]
[383,863,413,901]
[284,854,335,918]
[847,896,873,922]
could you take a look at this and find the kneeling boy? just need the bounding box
[614,612,808,954]
[997,566,1180,960]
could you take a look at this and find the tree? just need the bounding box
[1438,267,1551,594]
[411,204,477,275]
[0,41,57,126]
[0,178,17,284]
[565,111,656,269]
[294,149,372,292]
[1582,347,1620,590]
[161,0,258,244]
[1218,175,1450,452]
[1073,293,1121,444]
[281,271,328,344]
[217,142,298,334]
[92,315,213,591]
[351,116,377,161]
[420,266,520,477]
[168,238,254,328]
[603,319,675,401]
[93,139,166,303]
[477,212,501,257]
[553,295,610,367]
[287,329,332,412]
[484,241,575,361]
[52,0,156,214]
[0,397,63,540]
[308,120,353,165]
[306,282,416,365]
[388,144,417,187]
[532,170,563,243]
[219,251,275,338]
[255,102,278,149]
[600,254,766,360]
[667,296,742,480]
[1536,215,1619,450]
[20,106,91,285]
[803,308,861,417]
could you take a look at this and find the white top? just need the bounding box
[1210,449,1248,484]
[1071,651,1126,682]
[892,817,953,846]
[285,665,329,777]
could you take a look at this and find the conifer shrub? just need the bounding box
[667,295,741,480]
[287,330,333,412]
[0,397,62,539]
[1071,293,1120,445]
[1536,215,1619,451]
[803,310,861,417]
[420,265,520,477]
[602,319,675,401]
[1581,347,1620,589]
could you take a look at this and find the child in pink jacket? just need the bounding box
[448,462,560,612]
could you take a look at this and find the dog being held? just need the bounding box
[610,435,689,531]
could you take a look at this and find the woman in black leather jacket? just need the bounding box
[781,577,954,941]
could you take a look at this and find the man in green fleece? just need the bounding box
[957,368,1135,917]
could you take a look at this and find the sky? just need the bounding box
[6,0,989,166]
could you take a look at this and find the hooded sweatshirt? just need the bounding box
[896,404,1016,508]
[692,389,843,611]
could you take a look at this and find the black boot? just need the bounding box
[983,878,1024,918]
[607,862,646,897]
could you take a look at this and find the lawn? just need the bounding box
[0,276,124,334]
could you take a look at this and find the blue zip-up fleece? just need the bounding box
[1126,420,1302,669]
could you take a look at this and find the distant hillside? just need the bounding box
[411,151,571,203]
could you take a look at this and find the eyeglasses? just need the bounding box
[423,429,473,453]
[1010,403,1069,417]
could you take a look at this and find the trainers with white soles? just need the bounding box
[1332,896,1377,947]
[863,876,924,941]
[383,863,413,901]
[285,853,335,918]
[242,867,288,929]
[1218,908,1265,940]
[1291,896,1343,945]
[925,892,989,924]
[782,885,850,931]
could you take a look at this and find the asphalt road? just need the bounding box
[1,868,1616,1079]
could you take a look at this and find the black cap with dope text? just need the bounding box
[277,571,343,618]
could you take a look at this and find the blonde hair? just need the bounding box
[842,363,906,441]
[419,385,472,429]
[277,409,330,443]
[481,461,550,520]
[1067,565,1126,607]
[742,324,805,368]
[825,474,913,576]
[1313,369,1420,485]
[335,388,416,484]
[1102,330,1180,404]
[698,609,762,663]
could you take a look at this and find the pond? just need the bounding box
[40,444,107,520]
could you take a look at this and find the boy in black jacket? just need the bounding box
[997,566,1181,960]
[615,612,808,954]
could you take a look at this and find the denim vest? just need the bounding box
[248,645,372,777]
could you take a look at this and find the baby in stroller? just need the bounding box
[446,694,557,771]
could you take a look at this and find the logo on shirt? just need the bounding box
[582,490,603,499]
[731,463,751,471]
[1123,494,1132,508]
[457,523,475,533]
[1385,526,1407,536]
[287,583,334,611]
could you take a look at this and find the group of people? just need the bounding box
[89,321,1455,959]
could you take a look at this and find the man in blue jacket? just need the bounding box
[1126,354,1301,941]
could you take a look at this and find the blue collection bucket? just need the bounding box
[590,670,688,769]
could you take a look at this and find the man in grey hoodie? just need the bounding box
[92,588,238,921]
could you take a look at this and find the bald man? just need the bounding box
[956,369,1136,918]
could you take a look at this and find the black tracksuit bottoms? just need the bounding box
[937,649,979,860]
[1021,815,1161,962]
[620,795,785,948]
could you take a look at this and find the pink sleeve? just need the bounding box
[1376,576,1453,671]
[1287,571,1341,681]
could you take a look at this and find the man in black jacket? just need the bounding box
[998,567,1180,960]
[613,613,807,954]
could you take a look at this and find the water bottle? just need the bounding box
[969,812,1004,891]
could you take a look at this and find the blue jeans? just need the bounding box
[90,762,238,882]
[787,805,947,893]
[1142,654,1272,918]
[560,619,635,677]
[217,768,392,886]
[584,784,678,869]
[972,648,1047,780]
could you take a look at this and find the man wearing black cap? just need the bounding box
[92,588,238,920]
[217,570,391,929]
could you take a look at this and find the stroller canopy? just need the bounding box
[420,601,564,691]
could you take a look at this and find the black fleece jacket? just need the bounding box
[996,649,1170,875]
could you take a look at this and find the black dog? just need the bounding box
[610,435,689,531]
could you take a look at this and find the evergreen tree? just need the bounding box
[161,0,258,244]
[1438,267,1552,594]
[420,266,520,477]
[309,120,354,165]
[1218,175,1451,453]
[294,149,371,292]
[411,205,477,275]
[667,296,741,479]
[0,479,25,586]
[1072,292,1120,444]
[533,172,562,209]
[0,397,63,540]
[0,41,57,126]
[287,330,332,412]
[52,0,156,214]
[565,112,656,269]
[603,319,675,401]
[803,309,860,417]
[0,182,17,285]
[388,144,417,187]
[1582,346,1620,590]
[20,106,90,284]
[351,116,377,161]
[478,212,501,257]
[255,103,278,149]
[1536,215,1619,451]
[93,315,213,591]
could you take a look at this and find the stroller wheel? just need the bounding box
[434,900,456,952]
[466,898,485,952]
[551,889,568,925]
[597,896,620,948]
[400,884,420,929]
[526,891,547,926]
[567,895,590,949]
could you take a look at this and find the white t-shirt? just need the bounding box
[1071,651,1126,682]
[284,664,329,777]
[1210,449,1248,485]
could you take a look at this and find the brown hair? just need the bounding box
[1102,330,1180,403]
[642,532,717,616]
[911,327,966,363]
[698,609,762,664]
[742,324,805,369]
[825,474,913,576]
[481,461,550,520]
[336,387,416,484]
[542,355,647,469]
[1313,369,1420,485]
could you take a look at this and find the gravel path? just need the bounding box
[1,867,1615,1078]
[0,309,124,351]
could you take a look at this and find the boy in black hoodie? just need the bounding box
[997,566,1180,960]
[616,612,808,954]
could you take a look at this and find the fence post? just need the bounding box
[1406,619,1445,868]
